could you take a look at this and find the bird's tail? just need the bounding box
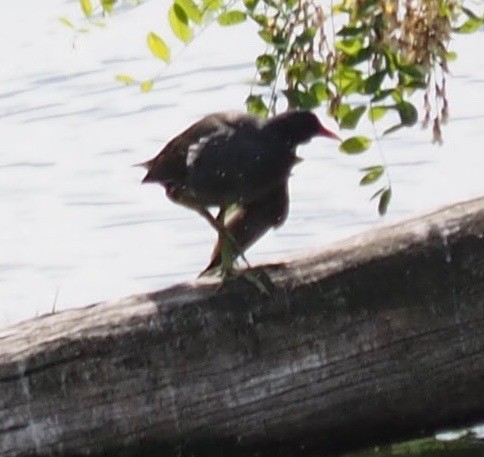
[133,159,156,184]
[132,159,154,170]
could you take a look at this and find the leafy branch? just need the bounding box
[73,0,483,214]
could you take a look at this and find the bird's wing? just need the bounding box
[185,127,291,205]
[142,114,236,184]
[202,182,289,273]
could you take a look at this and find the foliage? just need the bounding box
[147,32,170,62]
[70,0,483,214]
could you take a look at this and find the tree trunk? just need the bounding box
[1,197,484,457]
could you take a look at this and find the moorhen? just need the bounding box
[141,110,339,281]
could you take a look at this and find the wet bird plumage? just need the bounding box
[141,110,339,278]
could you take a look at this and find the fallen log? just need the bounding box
[1,196,484,457]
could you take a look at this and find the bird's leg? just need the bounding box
[194,207,248,278]
[167,186,249,271]
[199,208,268,294]
[216,208,233,277]
[196,208,269,293]
[211,207,234,279]
[200,184,290,293]
[215,208,251,270]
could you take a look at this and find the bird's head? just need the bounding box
[267,110,340,145]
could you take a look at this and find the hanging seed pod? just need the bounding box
[422,92,431,128]
[422,110,430,129]
[432,116,443,145]
[424,92,431,112]
[329,94,341,118]
[441,98,449,124]
[435,82,443,98]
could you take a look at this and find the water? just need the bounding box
[1,0,483,326]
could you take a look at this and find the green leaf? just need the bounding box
[391,89,403,104]
[331,2,347,13]
[217,10,247,26]
[345,46,372,66]
[361,165,383,173]
[294,28,316,46]
[258,30,273,44]
[383,124,403,135]
[243,0,259,10]
[360,0,378,14]
[256,54,276,70]
[101,0,117,12]
[283,89,319,110]
[256,54,276,84]
[340,106,366,129]
[337,25,365,37]
[175,0,203,24]
[371,89,394,103]
[140,79,154,92]
[59,17,74,28]
[246,95,268,118]
[258,30,287,50]
[364,71,386,94]
[371,187,385,200]
[169,4,193,43]
[203,0,222,10]
[335,38,363,56]
[333,67,363,94]
[368,105,388,122]
[384,50,396,77]
[79,0,93,17]
[403,80,427,90]
[251,13,268,26]
[115,74,136,85]
[378,188,392,215]
[310,82,329,102]
[339,136,372,154]
[456,17,481,34]
[147,32,170,62]
[359,166,384,185]
[286,62,309,84]
[397,63,425,79]
[396,101,418,126]
[336,103,352,120]
[446,51,457,61]
[309,60,326,78]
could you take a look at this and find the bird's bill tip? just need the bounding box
[319,125,341,141]
[133,159,153,169]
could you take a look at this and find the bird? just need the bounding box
[140,110,340,282]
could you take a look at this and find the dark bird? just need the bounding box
[140,110,339,281]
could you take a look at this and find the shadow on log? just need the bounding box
[1,196,484,456]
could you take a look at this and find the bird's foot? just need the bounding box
[217,223,251,269]
[236,269,271,295]
[203,264,271,296]
[198,224,271,294]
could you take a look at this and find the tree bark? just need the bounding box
[1,196,484,457]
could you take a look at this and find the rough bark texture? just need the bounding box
[1,197,484,457]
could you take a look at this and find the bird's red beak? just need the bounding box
[319,125,341,141]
